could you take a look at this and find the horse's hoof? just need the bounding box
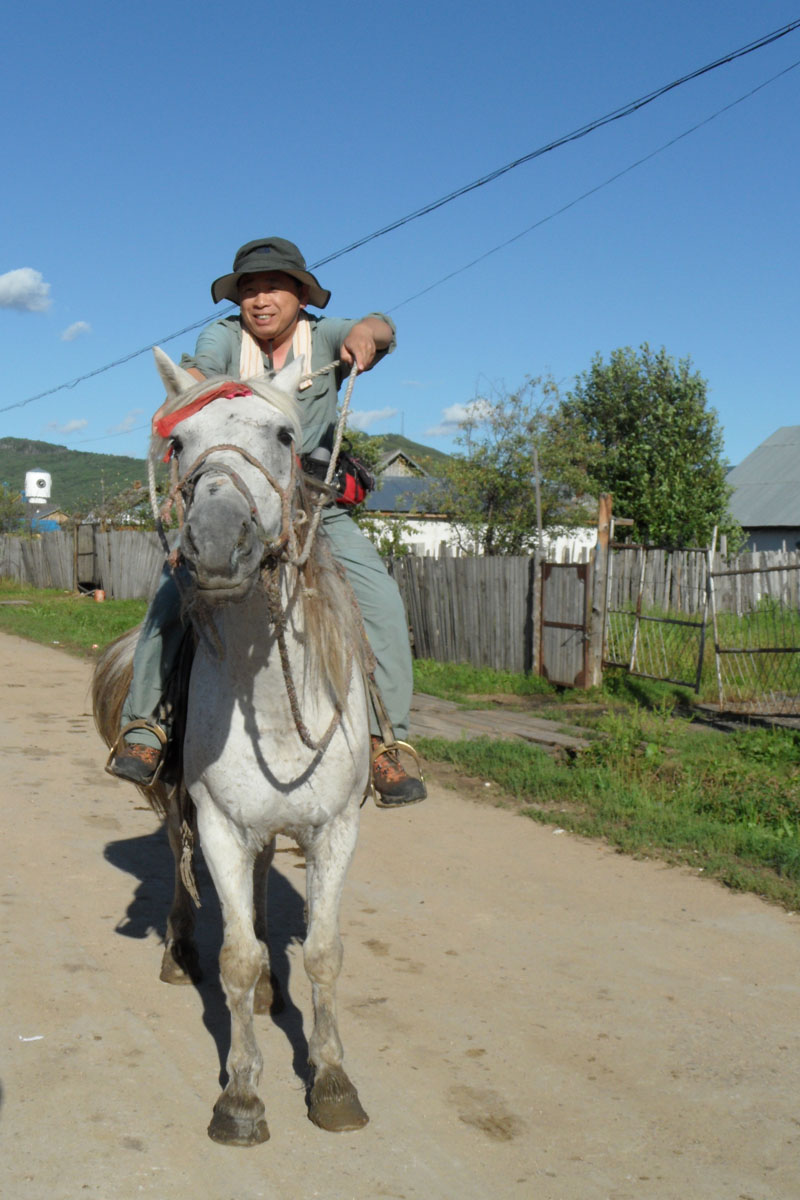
[159,941,202,985]
[207,1098,270,1146]
[309,1067,369,1132]
[254,969,284,1016]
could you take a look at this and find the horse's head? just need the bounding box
[153,347,303,604]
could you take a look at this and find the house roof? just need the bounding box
[727,426,800,527]
[365,477,445,514]
[377,449,429,476]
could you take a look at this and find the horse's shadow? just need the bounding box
[103,826,310,1088]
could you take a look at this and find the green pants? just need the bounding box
[122,507,413,745]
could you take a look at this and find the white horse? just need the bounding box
[94,348,372,1145]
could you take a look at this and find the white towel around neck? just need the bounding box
[238,311,312,389]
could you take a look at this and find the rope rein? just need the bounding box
[292,360,358,568]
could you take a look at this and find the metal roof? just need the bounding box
[365,476,447,514]
[727,426,800,527]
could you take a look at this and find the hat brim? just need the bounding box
[211,268,330,309]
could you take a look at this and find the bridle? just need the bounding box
[165,441,304,567]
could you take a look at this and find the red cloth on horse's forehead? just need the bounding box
[154,383,253,439]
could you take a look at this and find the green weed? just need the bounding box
[418,713,800,911]
[0,582,147,654]
[412,659,553,703]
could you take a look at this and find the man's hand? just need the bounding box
[340,317,393,373]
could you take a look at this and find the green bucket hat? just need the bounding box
[211,237,330,309]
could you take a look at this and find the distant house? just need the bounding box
[727,427,800,551]
[364,456,596,559]
[377,449,429,478]
[365,456,458,556]
[26,503,70,532]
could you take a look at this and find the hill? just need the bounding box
[0,438,156,513]
[374,433,450,474]
[0,431,449,514]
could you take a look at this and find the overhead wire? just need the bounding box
[387,57,800,313]
[2,16,799,421]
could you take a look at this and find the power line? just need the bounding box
[388,58,800,312]
[2,16,799,420]
[312,18,800,270]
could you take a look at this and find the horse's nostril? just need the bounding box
[235,521,249,551]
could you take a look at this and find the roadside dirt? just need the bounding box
[2,630,800,1200]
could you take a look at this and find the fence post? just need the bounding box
[588,494,612,687]
[531,446,543,675]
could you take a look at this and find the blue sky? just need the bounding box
[2,2,799,479]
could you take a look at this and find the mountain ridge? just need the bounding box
[0,432,449,512]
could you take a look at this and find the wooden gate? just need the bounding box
[539,561,590,687]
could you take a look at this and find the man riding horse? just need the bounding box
[109,237,426,807]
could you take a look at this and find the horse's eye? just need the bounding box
[277,427,293,447]
[171,436,183,454]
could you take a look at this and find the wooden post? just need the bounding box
[588,494,612,688]
[531,446,543,675]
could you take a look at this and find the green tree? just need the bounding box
[425,377,596,556]
[0,483,26,533]
[559,344,740,549]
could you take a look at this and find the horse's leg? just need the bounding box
[200,810,269,1147]
[252,838,284,1015]
[159,800,202,985]
[304,811,368,1132]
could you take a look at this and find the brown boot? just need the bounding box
[109,742,162,785]
[106,722,169,787]
[371,736,426,808]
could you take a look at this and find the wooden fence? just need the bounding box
[4,530,800,673]
[389,555,536,672]
[607,547,800,616]
[0,529,166,600]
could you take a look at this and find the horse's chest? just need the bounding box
[183,654,358,829]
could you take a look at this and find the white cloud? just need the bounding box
[61,320,91,342]
[425,400,492,438]
[105,409,144,435]
[47,418,89,436]
[0,267,52,312]
[347,406,399,432]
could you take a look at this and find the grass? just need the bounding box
[412,658,554,704]
[413,657,800,910]
[0,580,147,655]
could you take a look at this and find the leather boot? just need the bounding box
[371,736,426,807]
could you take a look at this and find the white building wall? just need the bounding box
[367,516,596,559]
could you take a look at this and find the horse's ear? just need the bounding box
[271,354,306,399]
[152,346,197,399]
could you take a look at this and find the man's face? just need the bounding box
[238,271,307,346]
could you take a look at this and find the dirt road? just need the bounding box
[2,630,800,1200]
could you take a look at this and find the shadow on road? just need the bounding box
[103,827,311,1088]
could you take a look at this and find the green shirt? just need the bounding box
[180,312,396,455]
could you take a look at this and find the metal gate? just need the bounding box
[603,543,709,691]
[539,561,590,687]
[708,559,800,714]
